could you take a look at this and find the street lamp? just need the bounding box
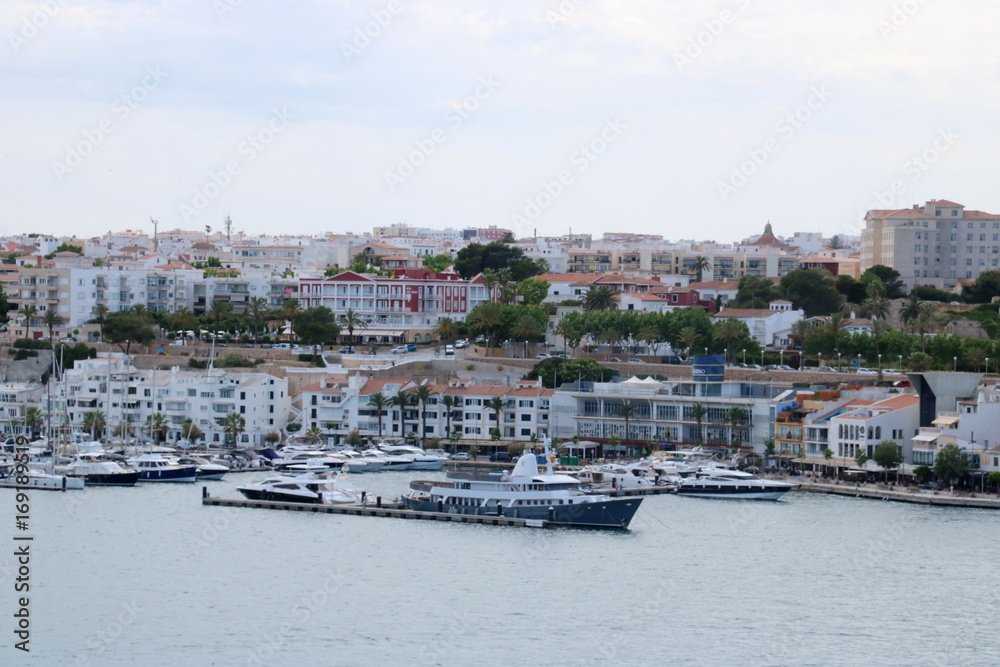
[779,349,784,366]
[837,351,842,372]
[818,352,822,370]
[878,353,882,375]
[987,357,991,375]
[742,349,746,365]
[899,354,903,372]
[953,356,958,372]
[857,353,861,370]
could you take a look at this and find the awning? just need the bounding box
[932,416,959,426]
[912,434,938,442]
[360,329,403,337]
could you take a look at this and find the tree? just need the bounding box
[934,443,970,487]
[583,285,620,312]
[247,297,268,342]
[23,406,43,437]
[205,299,234,332]
[422,253,453,273]
[829,234,843,249]
[338,308,366,346]
[91,303,110,341]
[554,313,585,353]
[855,451,869,468]
[43,242,83,259]
[487,396,506,435]
[763,436,776,468]
[510,311,544,356]
[82,411,106,439]
[724,406,748,451]
[454,241,542,282]
[872,440,904,482]
[345,430,363,448]
[103,312,156,355]
[17,305,38,339]
[913,465,932,482]
[414,385,434,446]
[369,392,389,441]
[181,418,204,445]
[466,301,506,356]
[823,448,834,462]
[292,307,341,361]
[304,425,324,442]
[146,413,169,444]
[441,394,456,447]
[713,318,747,363]
[263,431,281,446]
[390,389,413,439]
[433,317,455,343]
[42,309,64,341]
[676,326,700,361]
[779,268,843,316]
[527,357,616,388]
[517,278,550,306]
[861,265,906,299]
[962,270,1000,304]
[730,275,780,310]
[690,403,707,445]
[691,255,711,282]
[222,413,246,446]
[614,402,635,448]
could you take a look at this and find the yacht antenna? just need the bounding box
[543,437,555,475]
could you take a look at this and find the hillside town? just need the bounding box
[4,198,1000,485]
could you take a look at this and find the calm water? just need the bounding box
[3,469,999,666]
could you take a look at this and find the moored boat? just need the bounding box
[130,454,197,483]
[675,468,795,500]
[237,472,363,505]
[403,440,641,529]
[63,454,140,487]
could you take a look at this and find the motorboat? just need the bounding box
[379,443,447,470]
[62,454,140,486]
[338,450,386,473]
[274,450,345,472]
[573,463,656,490]
[129,454,197,483]
[176,456,229,481]
[403,440,642,529]
[236,473,364,505]
[674,468,795,500]
[360,447,414,471]
[1,466,86,490]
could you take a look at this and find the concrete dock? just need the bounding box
[797,480,1000,509]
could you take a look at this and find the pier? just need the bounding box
[201,488,560,528]
[797,481,1000,509]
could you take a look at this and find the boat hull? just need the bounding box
[237,488,322,504]
[403,496,640,529]
[73,471,140,487]
[195,470,227,481]
[676,483,793,500]
[137,466,197,483]
[407,459,447,471]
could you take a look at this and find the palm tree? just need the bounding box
[17,305,38,339]
[433,317,455,344]
[91,303,109,341]
[390,389,413,439]
[554,317,578,354]
[23,406,43,438]
[966,346,987,373]
[713,318,744,363]
[860,282,891,380]
[281,298,302,342]
[899,295,925,332]
[181,417,204,445]
[206,300,234,336]
[414,385,434,446]
[369,391,389,441]
[691,255,711,283]
[441,394,456,446]
[41,309,64,341]
[467,301,504,356]
[676,326,700,361]
[146,413,169,444]
[511,313,543,358]
[222,412,246,446]
[304,425,324,442]
[583,285,620,312]
[725,407,748,452]
[689,403,707,446]
[826,313,845,356]
[171,307,197,338]
[82,411,106,439]
[247,297,268,342]
[487,396,506,438]
[339,308,366,346]
[614,403,635,450]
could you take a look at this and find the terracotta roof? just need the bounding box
[961,210,1000,219]
[745,222,792,248]
[932,199,963,207]
[869,209,934,219]
[686,280,741,290]
[617,292,670,302]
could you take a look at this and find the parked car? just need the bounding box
[551,351,568,358]
[445,345,455,356]
[627,358,644,364]
[454,340,468,349]
[817,365,837,373]
[489,452,512,463]
[883,368,903,375]
[337,347,355,354]
[59,336,76,343]
[391,346,408,354]
[451,452,471,461]
[537,353,551,359]
[855,367,878,375]
[776,365,797,371]
[743,364,763,371]
[920,481,941,490]
[406,344,417,352]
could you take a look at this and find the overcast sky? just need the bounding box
[2,0,998,243]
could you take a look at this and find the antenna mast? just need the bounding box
[150,217,159,251]
[224,215,233,242]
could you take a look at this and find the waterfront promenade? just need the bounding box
[786,475,1000,509]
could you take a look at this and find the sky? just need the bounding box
[2,0,999,244]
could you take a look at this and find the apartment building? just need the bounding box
[861,199,1000,289]
[712,301,804,348]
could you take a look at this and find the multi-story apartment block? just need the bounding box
[861,198,1000,289]
[298,269,489,342]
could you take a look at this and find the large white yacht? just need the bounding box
[674,468,795,500]
[403,440,642,529]
[379,443,447,470]
[237,473,363,505]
